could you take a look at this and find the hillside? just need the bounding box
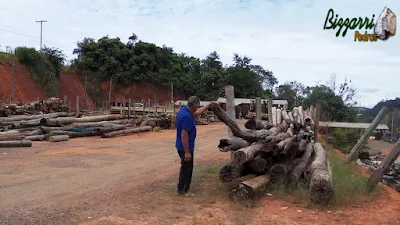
[0,61,45,103]
[0,59,94,109]
[0,58,180,110]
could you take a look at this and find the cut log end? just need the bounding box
[310,169,334,204]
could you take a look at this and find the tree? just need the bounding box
[71,34,277,101]
[40,46,66,77]
[275,81,306,108]
[326,73,357,106]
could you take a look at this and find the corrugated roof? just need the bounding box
[216,98,288,106]
[319,121,389,130]
[174,100,212,106]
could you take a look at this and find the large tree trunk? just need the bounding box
[210,103,266,142]
[298,106,305,126]
[0,140,32,147]
[67,120,132,128]
[0,112,68,123]
[40,115,123,126]
[219,163,244,183]
[101,126,152,138]
[281,110,291,124]
[29,128,42,136]
[310,143,334,204]
[248,154,268,172]
[218,137,250,152]
[233,142,266,164]
[229,174,271,201]
[25,135,46,141]
[245,119,272,130]
[289,142,314,185]
[48,135,70,142]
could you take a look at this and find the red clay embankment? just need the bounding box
[0,62,45,103]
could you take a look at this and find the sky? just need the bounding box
[0,0,399,108]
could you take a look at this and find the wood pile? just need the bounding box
[0,112,174,147]
[0,98,71,117]
[357,152,400,192]
[209,103,334,204]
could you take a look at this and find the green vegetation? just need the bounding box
[328,128,361,154]
[328,149,382,205]
[71,34,278,102]
[14,46,65,97]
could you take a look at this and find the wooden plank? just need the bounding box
[225,85,235,160]
[255,97,261,120]
[314,103,321,140]
[346,106,388,163]
[366,139,400,190]
[268,97,273,124]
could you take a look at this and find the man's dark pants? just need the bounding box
[177,150,194,194]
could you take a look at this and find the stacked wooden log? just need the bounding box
[0,113,173,147]
[209,103,334,204]
[0,97,70,117]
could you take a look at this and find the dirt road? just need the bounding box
[0,121,399,225]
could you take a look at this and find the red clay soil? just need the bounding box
[59,71,94,110]
[99,80,186,104]
[0,62,45,103]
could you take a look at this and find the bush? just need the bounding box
[329,128,360,154]
[15,47,59,97]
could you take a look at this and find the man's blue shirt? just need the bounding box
[175,106,197,152]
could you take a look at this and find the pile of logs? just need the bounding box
[0,113,173,147]
[358,151,400,192]
[209,103,334,204]
[0,98,70,117]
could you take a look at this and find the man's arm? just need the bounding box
[193,102,213,116]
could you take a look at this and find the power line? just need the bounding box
[0,27,74,52]
[0,28,39,39]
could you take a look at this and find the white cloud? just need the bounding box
[0,0,399,108]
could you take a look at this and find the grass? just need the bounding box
[327,148,382,206]
[184,145,383,209]
[0,52,17,63]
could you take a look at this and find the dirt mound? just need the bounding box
[59,71,94,110]
[98,81,185,104]
[0,62,45,103]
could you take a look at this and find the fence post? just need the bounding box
[76,96,80,113]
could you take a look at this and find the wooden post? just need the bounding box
[346,106,389,163]
[143,101,145,115]
[128,99,131,117]
[225,85,235,160]
[268,97,273,124]
[310,105,314,119]
[314,103,321,140]
[76,96,80,113]
[366,139,400,190]
[120,102,123,115]
[148,98,151,115]
[255,97,261,120]
[64,95,67,104]
[69,101,71,110]
[174,103,177,115]
[155,94,157,115]
[132,99,135,116]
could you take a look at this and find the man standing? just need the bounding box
[175,96,212,196]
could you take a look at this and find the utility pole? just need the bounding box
[36,20,47,50]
